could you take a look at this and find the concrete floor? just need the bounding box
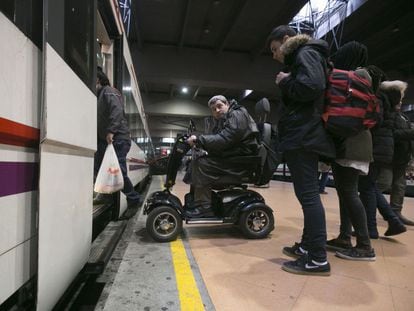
[97,174,414,311]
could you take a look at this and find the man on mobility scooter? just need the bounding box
[186,95,260,217]
[144,96,276,242]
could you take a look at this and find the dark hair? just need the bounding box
[97,66,110,86]
[330,41,368,71]
[365,65,388,94]
[267,25,296,48]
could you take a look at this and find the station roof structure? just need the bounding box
[125,0,414,137]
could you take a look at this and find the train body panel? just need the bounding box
[37,43,97,310]
[0,11,40,305]
[0,1,152,309]
[0,13,40,128]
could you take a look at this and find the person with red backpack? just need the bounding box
[325,41,376,261]
[268,25,335,276]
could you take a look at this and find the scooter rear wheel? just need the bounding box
[239,206,274,239]
[146,206,183,242]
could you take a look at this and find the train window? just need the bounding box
[47,0,96,92]
[0,0,43,49]
[122,60,145,146]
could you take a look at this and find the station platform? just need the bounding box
[95,174,414,311]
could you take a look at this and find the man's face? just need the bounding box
[395,100,402,112]
[210,100,229,119]
[96,78,101,91]
[270,40,284,63]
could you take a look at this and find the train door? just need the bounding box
[37,1,96,310]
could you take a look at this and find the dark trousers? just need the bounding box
[319,171,330,192]
[285,149,327,262]
[94,139,140,202]
[359,163,399,232]
[389,164,408,212]
[332,163,371,250]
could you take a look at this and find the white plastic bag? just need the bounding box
[94,144,124,193]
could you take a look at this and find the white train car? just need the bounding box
[0,1,151,310]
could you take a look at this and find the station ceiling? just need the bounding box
[127,0,414,137]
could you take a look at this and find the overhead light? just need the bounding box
[181,87,188,94]
[244,89,253,98]
[123,86,132,92]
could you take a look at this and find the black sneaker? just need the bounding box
[384,218,407,236]
[326,238,352,252]
[282,254,331,276]
[282,242,307,258]
[335,247,376,261]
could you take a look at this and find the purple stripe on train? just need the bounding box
[0,162,39,197]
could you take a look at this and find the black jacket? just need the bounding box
[97,85,130,141]
[198,101,259,157]
[371,92,394,165]
[277,35,335,159]
[392,111,414,166]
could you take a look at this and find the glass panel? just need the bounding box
[47,0,96,91]
[0,0,43,49]
[122,61,145,153]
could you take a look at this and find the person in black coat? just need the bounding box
[185,95,259,217]
[268,25,335,276]
[358,66,407,238]
[380,80,414,225]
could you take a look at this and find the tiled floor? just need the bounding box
[172,177,414,311]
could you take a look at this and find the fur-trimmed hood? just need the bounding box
[380,80,408,96]
[380,80,408,107]
[280,34,329,61]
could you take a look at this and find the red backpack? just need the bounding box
[322,68,381,137]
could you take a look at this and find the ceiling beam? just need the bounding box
[215,0,248,54]
[169,84,175,98]
[192,86,201,100]
[132,44,281,96]
[178,0,193,49]
[250,0,308,60]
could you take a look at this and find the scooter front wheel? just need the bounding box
[146,206,183,242]
[239,206,274,239]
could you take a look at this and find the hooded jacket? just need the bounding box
[277,34,335,159]
[380,80,414,166]
[371,92,394,165]
[97,85,130,141]
[198,100,259,157]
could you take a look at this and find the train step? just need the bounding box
[85,220,127,274]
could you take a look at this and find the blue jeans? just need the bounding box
[359,163,398,231]
[285,149,327,262]
[95,139,141,202]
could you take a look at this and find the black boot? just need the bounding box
[384,217,407,236]
[394,210,414,226]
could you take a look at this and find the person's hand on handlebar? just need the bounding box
[186,135,197,147]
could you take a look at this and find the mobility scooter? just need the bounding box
[144,99,275,242]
